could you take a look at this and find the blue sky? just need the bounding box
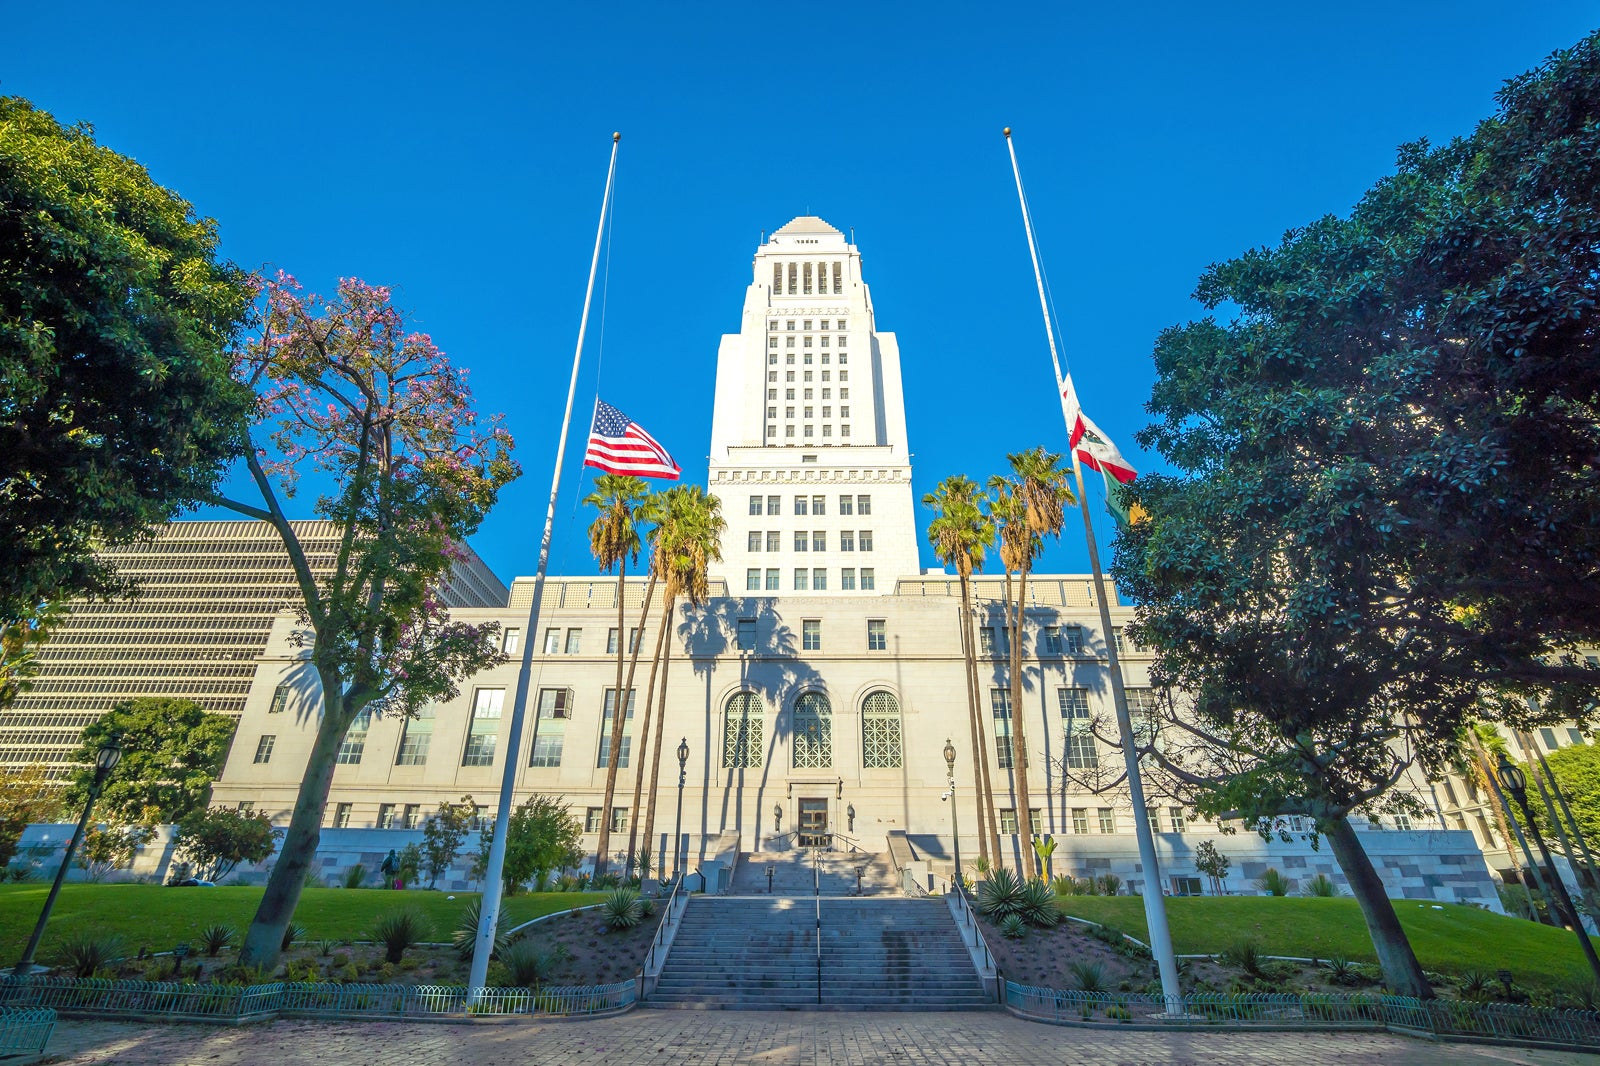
[5,3,1595,583]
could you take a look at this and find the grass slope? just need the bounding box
[1056,896,1595,989]
[0,884,603,955]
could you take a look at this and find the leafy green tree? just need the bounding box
[0,97,254,624]
[78,824,154,882]
[1194,840,1231,895]
[64,697,235,825]
[0,765,63,870]
[1516,742,1600,850]
[584,474,651,877]
[218,274,519,968]
[501,795,582,894]
[1115,32,1600,999]
[174,807,277,883]
[0,600,65,710]
[421,796,477,888]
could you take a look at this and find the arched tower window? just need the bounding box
[723,692,763,768]
[861,691,903,768]
[792,692,833,769]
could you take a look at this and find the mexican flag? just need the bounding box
[1059,374,1138,484]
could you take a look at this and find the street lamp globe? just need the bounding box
[943,739,956,773]
[677,738,689,769]
[1496,753,1526,798]
[95,735,124,776]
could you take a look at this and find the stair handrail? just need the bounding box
[949,876,995,981]
[830,831,866,854]
[640,874,688,998]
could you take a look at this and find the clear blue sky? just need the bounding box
[5,3,1595,583]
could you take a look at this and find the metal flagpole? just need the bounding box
[1003,126,1183,1015]
[469,132,621,995]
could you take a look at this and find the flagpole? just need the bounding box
[469,132,621,996]
[1004,127,1183,1015]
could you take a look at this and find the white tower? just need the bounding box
[708,217,919,595]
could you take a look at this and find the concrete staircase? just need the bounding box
[730,848,900,895]
[647,896,993,1010]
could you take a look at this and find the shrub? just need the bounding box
[199,923,235,957]
[978,868,1025,921]
[1094,873,1121,896]
[1299,873,1338,897]
[335,962,360,983]
[1323,954,1362,986]
[998,914,1027,939]
[1050,874,1076,895]
[342,863,369,889]
[500,939,560,988]
[453,899,508,961]
[1458,970,1492,1001]
[1106,1004,1132,1022]
[372,909,430,964]
[603,887,645,930]
[555,874,580,892]
[5,864,35,883]
[1221,938,1266,979]
[592,870,622,889]
[55,933,122,978]
[1255,868,1291,896]
[1069,960,1106,993]
[283,958,321,983]
[1019,878,1059,928]
[280,921,306,952]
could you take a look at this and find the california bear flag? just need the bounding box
[1059,374,1138,484]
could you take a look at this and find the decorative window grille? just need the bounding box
[723,692,763,768]
[860,691,902,768]
[792,692,833,768]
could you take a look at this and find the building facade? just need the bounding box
[4,521,506,775]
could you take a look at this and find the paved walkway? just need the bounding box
[41,1012,1595,1065]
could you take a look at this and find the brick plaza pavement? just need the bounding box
[41,1011,1598,1066]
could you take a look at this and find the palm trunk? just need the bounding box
[593,561,631,876]
[625,580,668,874]
[620,573,660,874]
[1322,813,1433,999]
[240,668,350,970]
[641,595,678,875]
[957,573,997,871]
[1007,566,1036,877]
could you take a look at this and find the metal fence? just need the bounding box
[0,975,635,1023]
[1004,982,1600,1049]
[0,1005,55,1057]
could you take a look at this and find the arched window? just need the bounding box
[723,692,763,768]
[792,692,832,769]
[861,691,903,768]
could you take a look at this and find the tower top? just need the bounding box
[771,215,842,237]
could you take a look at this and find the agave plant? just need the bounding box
[977,868,1025,922]
[199,923,235,957]
[1069,959,1106,992]
[1019,878,1060,928]
[453,899,509,961]
[500,940,560,988]
[280,921,306,952]
[603,887,645,930]
[998,914,1027,940]
[371,909,430,964]
[1299,873,1338,897]
[54,933,122,978]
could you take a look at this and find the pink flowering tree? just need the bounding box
[218,274,519,968]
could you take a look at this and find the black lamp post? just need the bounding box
[1498,753,1600,984]
[673,738,688,881]
[16,734,123,975]
[944,738,961,890]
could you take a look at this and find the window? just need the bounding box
[785,426,796,438]
[840,370,849,380]
[748,531,762,552]
[1125,688,1158,743]
[1041,627,1062,656]
[794,568,809,591]
[1113,627,1127,653]
[840,407,849,418]
[337,710,371,765]
[269,684,289,714]
[1072,808,1089,834]
[999,809,1018,835]
[537,688,570,719]
[840,530,855,551]
[812,530,826,551]
[403,803,421,830]
[787,371,795,381]
[543,628,561,654]
[841,425,851,438]
[794,530,808,552]
[597,688,635,768]
[858,496,871,515]
[766,568,780,590]
[769,336,778,348]
[765,531,780,552]
[768,496,781,515]
[795,495,808,516]
[737,618,756,650]
[1392,813,1413,831]
[606,628,620,654]
[333,803,352,829]
[396,707,434,765]
[378,804,397,829]
[747,568,762,591]
[253,735,276,764]
[1541,727,1560,750]
[1169,807,1187,834]
[1062,626,1084,653]
[462,688,504,766]
[529,731,564,767]
[841,568,856,589]
[1098,808,1116,833]
[804,425,813,437]
[867,620,886,651]
[1569,728,1587,746]
[793,692,833,768]
[610,807,629,832]
[503,628,521,654]
[803,619,821,651]
[839,495,853,516]
[1148,807,1161,834]
[565,628,582,654]
[1171,876,1204,896]
[723,692,763,768]
[812,495,825,515]
[860,568,874,590]
[812,568,827,590]
[858,530,873,552]
[585,807,604,833]
[749,494,763,516]
[991,688,1024,768]
[530,689,568,766]
[979,627,997,655]
[861,691,902,768]
[1061,688,1097,769]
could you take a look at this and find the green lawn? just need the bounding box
[0,884,603,955]
[1056,895,1596,989]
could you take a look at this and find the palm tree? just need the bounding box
[637,486,724,879]
[924,475,1002,874]
[584,474,650,878]
[989,447,1074,878]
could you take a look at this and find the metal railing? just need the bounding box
[0,975,636,1022]
[640,876,688,997]
[948,878,996,997]
[1004,983,1600,1049]
[0,1005,54,1057]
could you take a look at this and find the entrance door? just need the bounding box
[798,798,830,848]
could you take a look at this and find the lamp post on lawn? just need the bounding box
[15,734,123,975]
[673,738,689,882]
[1498,754,1600,984]
[944,739,961,892]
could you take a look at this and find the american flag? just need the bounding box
[583,399,681,480]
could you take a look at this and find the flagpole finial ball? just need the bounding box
[613,132,621,142]
[1003,127,1012,137]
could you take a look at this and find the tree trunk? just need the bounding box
[960,574,1002,872]
[641,596,677,876]
[622,574,661,874]
[239,669,350,970]
[625,583,669,874]
[594,561,629,877]
[1008,567,1036,877]
[1322,814,1434,999]
[954,587,988,871]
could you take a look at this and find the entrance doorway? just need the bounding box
[798,798,830,848]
